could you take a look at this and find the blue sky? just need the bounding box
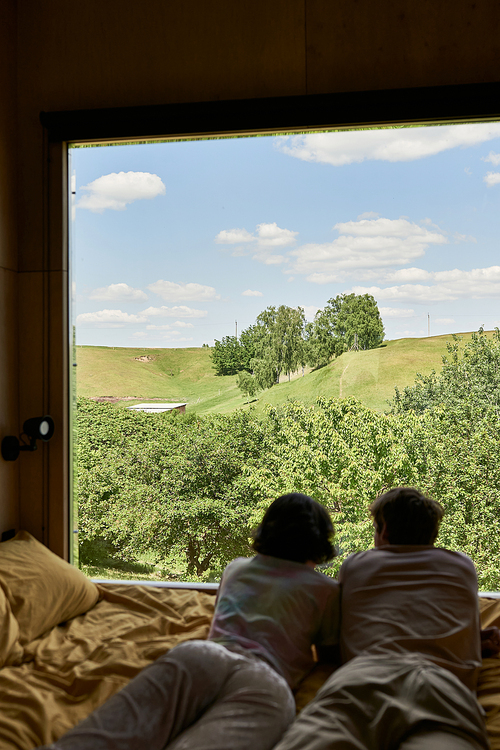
[71,122,500,348]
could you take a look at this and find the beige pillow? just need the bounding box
[0,530,100,645]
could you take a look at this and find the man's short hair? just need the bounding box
[252,492,336,564]
[370,487,444,545]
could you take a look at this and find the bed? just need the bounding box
[0,531,498,749]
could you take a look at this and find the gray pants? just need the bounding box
[273,653,489,750]
[40,640,295,750]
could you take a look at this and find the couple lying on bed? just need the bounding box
[41,488,498,750]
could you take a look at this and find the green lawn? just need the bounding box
[76,331,483,415]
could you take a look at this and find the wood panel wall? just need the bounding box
[0,0,19,535]
[1,0,500,556]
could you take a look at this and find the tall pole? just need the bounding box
[428,313,430,337]
[235,320,238,339]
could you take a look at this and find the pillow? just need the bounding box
[0,530,100,645]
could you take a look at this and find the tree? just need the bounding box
[250,305,306,384]
[76,400,268,579]
[210,336,247,375]
[76,390,500,588]
[250,355,277,390]
[236,371,259,401]
[308,294,384,366]
[389,328,500,420]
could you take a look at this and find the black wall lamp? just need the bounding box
[1,416,55,461]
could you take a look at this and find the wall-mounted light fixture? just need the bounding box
[1,416,55,461]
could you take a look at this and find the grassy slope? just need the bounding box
[76,331,478,415]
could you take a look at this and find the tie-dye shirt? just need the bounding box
[208,554,340,688]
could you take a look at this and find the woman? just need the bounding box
[42,493,339,750]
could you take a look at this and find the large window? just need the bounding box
[47,85,500,587]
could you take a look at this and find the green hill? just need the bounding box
[75,331,483,415]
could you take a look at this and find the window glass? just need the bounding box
[69,123,500,587]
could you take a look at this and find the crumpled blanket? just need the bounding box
[0,584,215,749]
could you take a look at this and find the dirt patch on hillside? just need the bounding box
[134,355,154,362]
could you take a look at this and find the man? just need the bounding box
[274,487,498,750]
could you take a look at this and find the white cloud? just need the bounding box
[160,334,193,342]
[215,228,255,244]
[357,211,379,220]
[142,326,193,342]
[484,171,500,187]
[351,266,500,303]
[302,305,320,321]
[420,217,442,230]
[334,218,444,239]
[253,252,287,265]
[76,309,147,328]
[383,268,432,283]
[242,289,264,297]
[255,222,298,247]
[464,167,472,175]
[78,172,165,212]
[379,307,415,318]
[230,247,247,257]
[141,305,208,318]
[453,232,477,243]
[173,321,194,328]
[215,222,297,265]
[482,151,500,166]
[435,318,455,325]
[130,332,149,339]
[276,123,500,166]
[89,282,148,302]
[289,218,447,282]
[148,280,220,302]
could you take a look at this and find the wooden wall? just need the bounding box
[2,0,500,556]
[0,0,19,536]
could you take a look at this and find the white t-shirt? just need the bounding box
[338,546,482,690]
[209,554,340,688]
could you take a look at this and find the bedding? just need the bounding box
[0,580,497,749]
[0,531,99,647]
[0,583,216,749]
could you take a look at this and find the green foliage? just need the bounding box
[390,328,500,420]
[250,355,277,390]
[210,336,250,375]
[250,305,306,385]
[242,398,427,574]
[76,399,268,580]
[211,306,306,386]
[236,371,260,401]
[308,293,385,366]
[77,328,500,588]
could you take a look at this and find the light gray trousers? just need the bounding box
[273,653,489,750]
[40,640,295,750]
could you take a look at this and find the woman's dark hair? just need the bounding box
[252,493,335,564]
[370,487,444,545]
